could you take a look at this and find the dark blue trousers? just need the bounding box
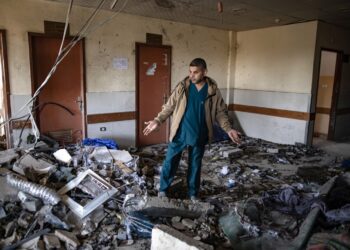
[159,139,205,197]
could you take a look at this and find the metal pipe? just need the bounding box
[6,174,60,205]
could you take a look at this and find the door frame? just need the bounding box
[135,42,171,147]
[0,30,12,148]
[312,48,343,142]
[28,32,87,139]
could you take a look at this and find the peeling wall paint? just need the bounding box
[0,0,232,95]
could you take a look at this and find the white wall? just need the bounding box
[0,0,233,146]
[233,21,318,144]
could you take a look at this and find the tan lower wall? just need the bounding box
[314,113,329,135]
[317,76,334,108]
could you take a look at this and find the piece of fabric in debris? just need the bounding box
[262,187,319,216]
[83,138,119,149]
[315,173,350,224]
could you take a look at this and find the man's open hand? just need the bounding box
[143,120,160,136]
[227,129,241,144]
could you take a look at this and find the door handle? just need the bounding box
[75,97,83,112]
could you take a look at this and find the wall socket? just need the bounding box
[100,127,107,131]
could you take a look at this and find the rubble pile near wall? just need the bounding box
[0,136,348,249]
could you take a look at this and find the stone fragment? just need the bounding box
[266,148,279,154]
[19,236,40,249]
[0,148,18,165]
[43,234,61,249]
[182,218,196,229]
[18,211,33,228]
[117,228,128,240]
[0,169,19,202]
[172,222,186,231]
[223,148,243,159]
[151,224,213,250]
[55,230,80,249]
[0,207,6,219]
[124,196,214,218]
[171,216,181,223]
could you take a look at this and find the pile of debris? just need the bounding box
[0,136,349,249]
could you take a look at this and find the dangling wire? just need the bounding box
[0,0,130,141]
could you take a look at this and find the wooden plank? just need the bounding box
[87,111,136,124]
[316,107,331,114]
[228,104,314,121]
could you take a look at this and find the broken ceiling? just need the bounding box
[47,0,350,30]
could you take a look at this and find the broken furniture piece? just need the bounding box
[58,169,118,218]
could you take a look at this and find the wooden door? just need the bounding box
[136,43,171,146]
[29,34,86,143]
[328,51,342,140]
[0,30,11,149]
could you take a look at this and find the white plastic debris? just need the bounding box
[53,149,72,164]
[90,147,113,164]
[220,166,230,176]
[267,148,279,154]
[110,149,133,163]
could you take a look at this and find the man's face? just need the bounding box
[189,66,206,84]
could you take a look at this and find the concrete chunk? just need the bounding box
[0,207,6,219]
[0,148,18,165]
[151,224,213,250]
[124,196,214,218]
[43,234,61,249]
[55,230,80,249]
[223,148,243,159]
[0,169,19,202]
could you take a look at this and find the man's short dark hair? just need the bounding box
[190,58,207,70]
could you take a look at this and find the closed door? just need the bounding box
[30,35,86,143]
[136,43,171,146]
[0,30,11,148]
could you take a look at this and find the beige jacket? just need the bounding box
[154,76,232,143]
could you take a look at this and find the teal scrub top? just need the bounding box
[174,81,208,146]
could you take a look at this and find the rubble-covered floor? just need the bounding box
[0,136,349,250]
[313,137,350,158]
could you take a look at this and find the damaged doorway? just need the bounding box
[0,30,11,149]
[29,34,86,144]
[313,50,342,143]
[136,43,171,146]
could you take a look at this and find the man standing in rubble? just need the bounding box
[143,58,240,201]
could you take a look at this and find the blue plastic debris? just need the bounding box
[82,138,119,149]
[226,179,236,188]
[126,211,154,238]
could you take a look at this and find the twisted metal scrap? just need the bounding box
[6,174,61,205]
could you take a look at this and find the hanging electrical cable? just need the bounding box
[0,0,129,139]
